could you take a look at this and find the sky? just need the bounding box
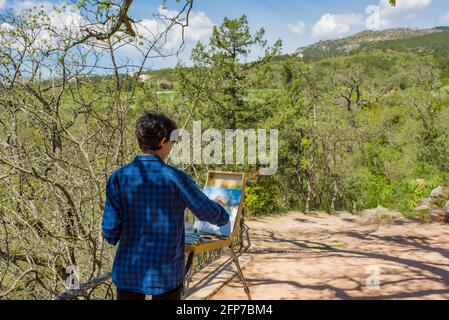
[1,0,449,70]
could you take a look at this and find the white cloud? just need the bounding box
[183,10,214,41]
[126,5,213,53]
[5,2,213,55]
[1,1,94,58]
[288,21,307,35]
[312,13,363,38]
[9,1,83,32]
[0,0,6,9]
[366,0,432,30]
[0,22,13,31]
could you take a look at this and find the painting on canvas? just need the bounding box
[194,186,243,237]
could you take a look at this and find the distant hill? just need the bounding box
[144,27,449,84]
[295,27,449,60]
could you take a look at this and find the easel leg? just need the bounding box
[182,252,195,300]
[239,211,245,252]
[239,208,251,251]
[244,222,251,250]
[228,246,252,300]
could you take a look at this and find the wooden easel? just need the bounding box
[182,171,251,300]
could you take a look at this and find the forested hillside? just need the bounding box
[295,27,449,59]
[148,25,449,216]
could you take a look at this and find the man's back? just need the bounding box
[102,154,229,295]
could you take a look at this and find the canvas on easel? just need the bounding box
[193,171,245,238]
[183,171,251,300]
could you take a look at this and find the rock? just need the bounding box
[360,206,403,224]
[430,209,443,222]
[416,179,428,187]
[414,198,432,211]
[430,186,449,198]
[437,210,449,224]
[427,209,449,224]
[376,206,402,217]
[442,214,449,224]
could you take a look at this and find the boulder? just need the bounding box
[430,209,444,222]
[361,206,403,224]
[437,210,449,224]
[427,209,449,224]
[414,198,432,211]
[374,206,402,217]
[430,186,449,199]
[416,179,428,187]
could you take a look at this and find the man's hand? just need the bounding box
[213,198,226,207]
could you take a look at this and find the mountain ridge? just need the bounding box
[295,27,449,60]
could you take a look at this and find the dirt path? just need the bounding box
[211,211,449,300]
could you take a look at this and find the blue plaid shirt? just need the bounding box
[102,154,230,295]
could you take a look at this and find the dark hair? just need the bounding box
[135,112,178,152]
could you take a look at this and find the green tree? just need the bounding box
[177,15,282,129]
